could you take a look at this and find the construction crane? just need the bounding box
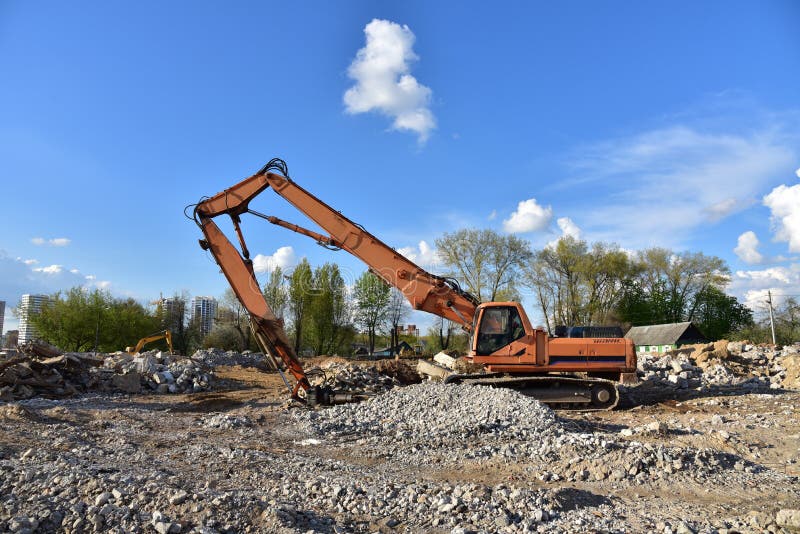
[190,158,636,408]
[126,330,174,355]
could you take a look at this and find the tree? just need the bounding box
[306,263,351,355]
[263,266,288,320]
[733,297,799,345]
[385,288,410,357]
[353,271,391,354]
[28,287,159,352]
[526,237,635,332]
[427,316,456,352]
[616,249,731,327]
[287,259,313,353]
[692,286,753,340]
[215,288,255,352]
[436,229,532,302]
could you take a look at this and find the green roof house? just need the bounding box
[624,321,708,354]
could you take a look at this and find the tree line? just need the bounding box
[20,227,765,355]
[19,260,427,356]
[435,229,753,340]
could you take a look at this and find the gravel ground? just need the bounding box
[1,363,799,533]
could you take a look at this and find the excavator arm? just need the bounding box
[195,159,479,327]
[192,158,478,403]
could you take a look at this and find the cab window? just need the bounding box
[476,306,525,355]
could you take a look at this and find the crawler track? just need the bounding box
[443,373,620,410]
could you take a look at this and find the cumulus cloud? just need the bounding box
[398,240,439,267]
[763,177,800,253]
[734,231,763,264]
[344,19,436,143]
[568,123,796,247]
[545,217,582,249]
[556,217,582,240]
[31,237,71,247]
[503,198,553,233]
[730,264,800,311]
[253,246,297,274]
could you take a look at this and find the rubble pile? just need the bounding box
[0,346,213,401]
[305,360,403,394]
[296,383,780,489]
[189,348,269,368]
[102,350,213,395]
[635,341,800,393]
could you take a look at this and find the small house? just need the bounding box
[624,322,708,354]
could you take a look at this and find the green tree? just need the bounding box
[353,271,391,354]
[635,248,730,323]
[288,259,314,353]
[692,286,753,340]
[526,237,635,332]
[436,229,532,302]
[28,287,159,352]
[263,266,288,320]
[306,263,351,355]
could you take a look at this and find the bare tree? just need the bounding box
[436,229,532,302]
[385,288,409,357]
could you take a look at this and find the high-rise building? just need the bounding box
[156,296,185,332]
[190,296,217,336]
[0,300,5,339]
[19,294,48,344]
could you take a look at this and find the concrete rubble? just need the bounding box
[630,341,800,403]
[0,343,798,532]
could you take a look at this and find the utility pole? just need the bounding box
[766,290,776,345]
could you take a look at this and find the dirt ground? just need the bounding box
[1,363,798,533]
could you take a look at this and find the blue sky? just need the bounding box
[2,1,800,333]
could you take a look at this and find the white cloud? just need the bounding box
[33,264,63,275]
[487,210,497,221]
[20,258,38,265]
[546,217,583,249]
[96,280,111,289]
[85,275,96,281]
[398,240,439,267]
[735,266,793,285]
[253,246,297,274]
[704,197,743,221]
[344,19,435,143]
[503,198,553,233]
[557,217,582,240]
[30,237,71,247]
[734,231,763,264]
[763,178,800,253]
[569,124,796,247]
[729,264,800,311]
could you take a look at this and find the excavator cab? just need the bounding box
[474,306,527,356]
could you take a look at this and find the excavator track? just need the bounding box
[443,373,620,411]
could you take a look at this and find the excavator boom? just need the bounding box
[195,162,478,328]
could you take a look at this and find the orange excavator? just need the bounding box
[190,158,636,408]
